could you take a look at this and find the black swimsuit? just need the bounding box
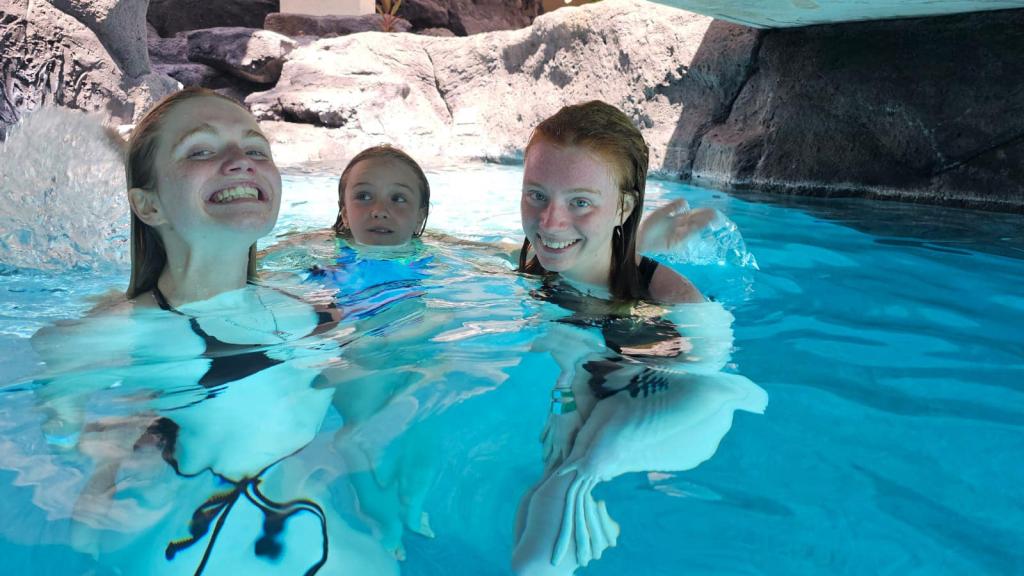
[146,286,335,575]
[531,257,684,400]
[152,286,284,390]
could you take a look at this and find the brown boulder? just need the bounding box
[147,0,280,37]
[186,27,297,84]
[264,13,412,37]
[148,35,188,65]
[402,0,540,35]
[677,9,1024,211]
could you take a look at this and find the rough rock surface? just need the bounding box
[264,13,412,37]
[148,34,188,65]
[249,0,713,170]
[49,0,152,77]
[402,0,540,35]
[154,63,232,88]
[0,0,176,139]
[186,27,297,84]
[679,9,1024,211]
[148,0,279,37]
[416,27,457,37]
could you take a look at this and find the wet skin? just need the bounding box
[341,158,426,246]
[521,141,633,288]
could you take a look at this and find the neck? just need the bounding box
[156,243,252,307]
[560,275,612,300]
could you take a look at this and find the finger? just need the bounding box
[668,198,690,217]
[575,480,592,566]
[583,486,608,561]
[598,500,619,547]
[552,472,580,566]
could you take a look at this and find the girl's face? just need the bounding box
[521,140,633,287]
[134,97,281,248]
[340,157,425,246]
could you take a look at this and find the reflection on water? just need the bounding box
[0,234,762,575]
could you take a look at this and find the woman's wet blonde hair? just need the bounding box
[333,145,430,238]
[518,100,649,301]
[124,87,259,299]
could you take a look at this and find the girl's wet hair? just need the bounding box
[333,145,430,238]
[518,100,649,301]
[125,87,259,299]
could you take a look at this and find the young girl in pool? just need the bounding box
[32,87,398,576]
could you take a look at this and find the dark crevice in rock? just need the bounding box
[422,46,453,122]
[932,132,1024,177]
[680,27,767,181]
[717,30,765,125]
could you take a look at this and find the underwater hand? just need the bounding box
[540,409,583,472]
[638,199,716,255]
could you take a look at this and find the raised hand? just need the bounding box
[638,199,716,255]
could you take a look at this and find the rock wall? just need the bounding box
[402,0,541,35]
[675,9,1024,211]
[147,0,279,37]
[249,0,714,170]
[0,0,177,140]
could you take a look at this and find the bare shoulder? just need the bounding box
[647,263,705,305]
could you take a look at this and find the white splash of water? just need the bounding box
[654,208,759,269]
[0,106,130,272]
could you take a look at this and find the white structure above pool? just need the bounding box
[280,0,374,16]
[650,0,1024,27]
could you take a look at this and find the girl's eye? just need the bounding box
[188,149,214,159]
[391,194,408,203]
[353,191,372,201]
[572,198,592,209]
[246,149,269,159]
[527,190,547,202]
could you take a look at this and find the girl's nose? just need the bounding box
[222,147,255,174]
[539,202,568,229]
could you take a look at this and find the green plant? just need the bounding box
[376,0,403,32]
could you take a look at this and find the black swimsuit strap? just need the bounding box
[637,256,659,294]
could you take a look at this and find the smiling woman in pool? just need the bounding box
[125,88,280,304]
[30,88,397,576]
[518,100,704,304]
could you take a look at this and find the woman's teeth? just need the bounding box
[211,186,259,203]
[542,238,579,250]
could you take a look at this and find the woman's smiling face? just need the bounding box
[340,157,425,246]
[147,96,281,246]
[521,140,632,287]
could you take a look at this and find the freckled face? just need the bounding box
[521,141,629,287]
[151,97,281,246]
[340,158,425,246]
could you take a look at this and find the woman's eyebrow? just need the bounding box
[173,126,269,149]
[173,124,217,149]
[390,183,414,192]
[244,129,269,144]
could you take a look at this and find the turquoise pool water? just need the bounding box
[1,165,1022,574]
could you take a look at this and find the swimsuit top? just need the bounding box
[531,257,687,401]
[152,285,337,390]
[308,244,433,321]
[532,257,681,358]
